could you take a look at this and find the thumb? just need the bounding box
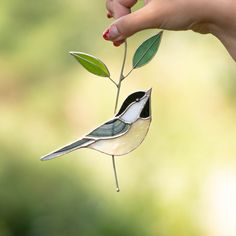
[103,4,157,42]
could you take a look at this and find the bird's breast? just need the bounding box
[88,118,151,156]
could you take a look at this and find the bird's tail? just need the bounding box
[40,138,94,161]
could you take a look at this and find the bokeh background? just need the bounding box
[1,1,236,236]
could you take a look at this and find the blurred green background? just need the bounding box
[1,1,236,236]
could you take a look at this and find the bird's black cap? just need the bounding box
[116,90,151,118]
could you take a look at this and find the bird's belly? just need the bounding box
[88,118,151,156]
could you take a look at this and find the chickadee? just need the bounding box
[40,89,152,161]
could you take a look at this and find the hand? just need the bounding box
[103,0,236,61]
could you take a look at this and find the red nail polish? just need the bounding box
[113,41,122,47]
[103,29,110,40]
[113,39,124,47]
[107,12,112,18]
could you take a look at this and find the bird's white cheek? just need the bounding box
[120,99,147,123]
[88,118,151,156]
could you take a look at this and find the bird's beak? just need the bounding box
[146,88,152,97]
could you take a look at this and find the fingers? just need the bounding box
[106,0,137,19]
[103,3,157,44]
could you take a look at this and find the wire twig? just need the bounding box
[112,41,128,192]
[108,76,118,88]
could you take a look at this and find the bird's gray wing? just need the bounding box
[87,118,130,139]
[40,138,94,161]
[40,119,130,161]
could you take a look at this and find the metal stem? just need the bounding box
[111,41,128,192]
[112,155,120,192]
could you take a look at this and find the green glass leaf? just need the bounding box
[70,52,110,77]
[132,31,163,69]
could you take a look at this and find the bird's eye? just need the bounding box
[136,98,140,102]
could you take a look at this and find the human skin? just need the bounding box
[103,0,236,61]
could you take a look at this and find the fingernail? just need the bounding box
[103,29,110,40]
[103,25,120,41]
[113,40,124,47]
[107,12,112,18]
[113,42,121,47]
